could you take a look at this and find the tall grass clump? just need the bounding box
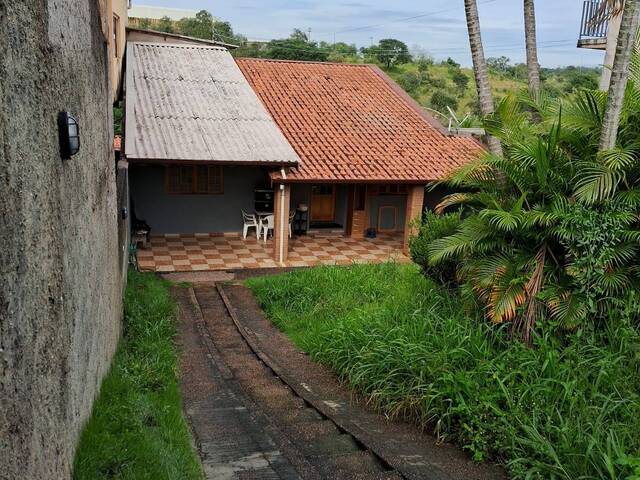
[73,270,202,480]
[248,263,640,480]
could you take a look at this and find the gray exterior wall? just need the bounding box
[130,165,271,233]
[0,1,122,478]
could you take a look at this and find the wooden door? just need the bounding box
[310,185,335,222]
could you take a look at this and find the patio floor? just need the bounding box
[136,232,409,272]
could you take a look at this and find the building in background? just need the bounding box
[107,0,129,101]
[577,0,622,89]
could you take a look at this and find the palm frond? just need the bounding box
[574,162,624,204]
[545,289,588,330]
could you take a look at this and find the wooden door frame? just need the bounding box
[310,184,336,222]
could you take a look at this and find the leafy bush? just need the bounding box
[409,210,461,286]
[427,86,640,341]
[248,264,640,480]
[425,75,446,89]
[430,90,458,113]
[451,70,470,92]
[397,71,422,93]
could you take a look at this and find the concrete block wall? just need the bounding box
[0,1,122,477]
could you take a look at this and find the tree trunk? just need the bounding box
[464,0,503,156]
[599,0,640,151]
[523,0,541,93]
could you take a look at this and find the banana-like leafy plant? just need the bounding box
[427,76,640,343]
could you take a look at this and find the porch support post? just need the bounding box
[273,183,291,265]
[403,185,425,255]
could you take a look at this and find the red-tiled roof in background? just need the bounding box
[114,135,121,152]
[236,59,485,183]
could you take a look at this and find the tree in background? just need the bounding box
[157,16,174,34]
[416,56,432,73]
[177,10,214,40]
[397,71,422,93]
[443,57,460,69]
[170,10,246,45]
[262,29,329,61]
[362,39,412,68]
[523,0,541,93]
[464,0,502,156]
[487,56,511,74]
[134,17,153,29]
[320,41,359,63]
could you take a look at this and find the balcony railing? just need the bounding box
[579,0,609,39]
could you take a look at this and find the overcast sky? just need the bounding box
[135,0,605,67]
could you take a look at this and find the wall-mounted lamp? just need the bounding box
[58,111,80,160]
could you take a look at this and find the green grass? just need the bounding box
[73,270,202,480]
[247,263,640,480]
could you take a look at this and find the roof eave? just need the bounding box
[268,172,436,185]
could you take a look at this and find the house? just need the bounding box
[124,43,483,270]
[577,0,621,89]
[236,58,484,259]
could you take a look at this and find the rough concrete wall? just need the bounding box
[0,1,122,478]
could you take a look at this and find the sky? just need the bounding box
[134,0,605,68]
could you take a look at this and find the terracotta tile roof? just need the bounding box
[236,59,485,183]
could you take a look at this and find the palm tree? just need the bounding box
[523,0,541,93]
[464,0,503,156]
[429,85,640,342]
[599,0,640,151]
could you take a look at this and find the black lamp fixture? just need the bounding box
[58,111,80,160]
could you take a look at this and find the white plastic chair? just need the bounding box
[242,210,260,239]
[262,214,274,242]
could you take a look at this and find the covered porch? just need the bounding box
[136,231,408,272]
[129,161,425,269]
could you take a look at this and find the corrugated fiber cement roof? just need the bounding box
[124,42,300,165]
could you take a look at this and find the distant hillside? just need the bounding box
[384,60,600,125]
